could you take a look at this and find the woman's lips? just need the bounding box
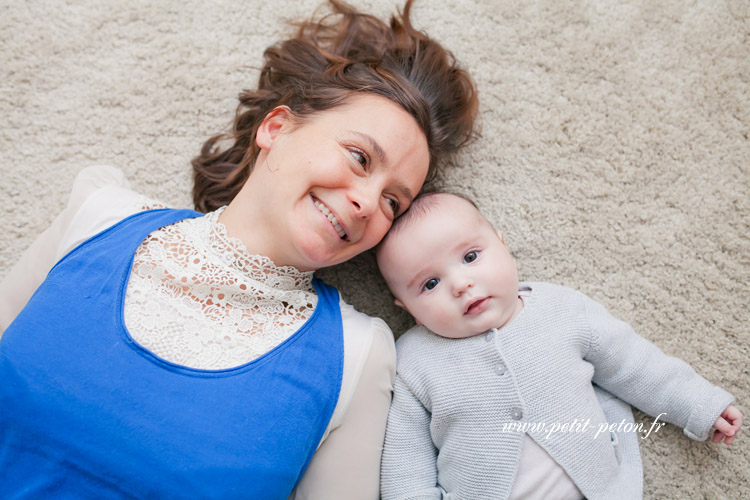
[465,297,490,315]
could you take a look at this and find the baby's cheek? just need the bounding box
[421,312,443,331]
[424,310,463,338]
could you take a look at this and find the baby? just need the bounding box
[376,192,742,500]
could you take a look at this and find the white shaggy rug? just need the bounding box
[1,0,748,497]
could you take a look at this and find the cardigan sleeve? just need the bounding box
[583,293,735,441]
[380,373,443,500]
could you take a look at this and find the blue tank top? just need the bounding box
[0,209,344,499]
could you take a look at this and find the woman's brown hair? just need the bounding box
[192,0,478,213]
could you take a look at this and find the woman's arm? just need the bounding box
[290,317,396,500]
[0,165,156,333]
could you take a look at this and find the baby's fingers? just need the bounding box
[713,407,742,445]
[712,429,726,443]
[713,416,735,438]
[724,406,743,431]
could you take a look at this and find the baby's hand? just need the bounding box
[712,405,743,445]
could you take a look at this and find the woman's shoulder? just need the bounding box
[338,297,396,377]
[339,298,394,347]
[0,166,167,331]
[58,165,167,260]
[69,165,131,199]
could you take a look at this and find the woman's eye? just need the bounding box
[423,278,439,291]
[463,251,478,263]
[350,149,367,168]
[387,198,400,215]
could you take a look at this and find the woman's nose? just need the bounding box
[348,183,379,218]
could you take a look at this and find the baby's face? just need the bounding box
[378,194,523,338]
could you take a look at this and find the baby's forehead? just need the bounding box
[377,195,494,285]
[378,193,490,266]
[384,194,485,250]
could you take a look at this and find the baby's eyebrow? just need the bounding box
[403,238,478,289]
[406,269,427,290]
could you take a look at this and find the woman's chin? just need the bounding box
[291,239,349,271]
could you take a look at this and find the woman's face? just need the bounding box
[226,94,430,271]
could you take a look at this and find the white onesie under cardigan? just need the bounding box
[0,165,394,500]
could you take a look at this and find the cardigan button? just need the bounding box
[494,362,506,376]
[484,328,496,342]
[511,407,523,420]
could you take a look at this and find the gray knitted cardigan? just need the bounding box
[381,282,734,500]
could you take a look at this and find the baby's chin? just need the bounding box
[422,313,506,339]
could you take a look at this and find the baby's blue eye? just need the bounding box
[463,251,478,263]
[423,278,439,291]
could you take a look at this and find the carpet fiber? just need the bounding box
[1,0,747,497]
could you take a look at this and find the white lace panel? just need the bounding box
[123,207,317,370]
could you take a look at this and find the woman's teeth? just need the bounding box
[314,200,347,239]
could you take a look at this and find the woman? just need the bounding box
[0,1,477,498]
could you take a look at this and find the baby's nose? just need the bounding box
[452,279,473,297]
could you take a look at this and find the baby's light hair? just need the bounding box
[376,191,479,258]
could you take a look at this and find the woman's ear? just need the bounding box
[256,106,293,150]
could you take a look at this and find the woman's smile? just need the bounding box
[313,196,348,240]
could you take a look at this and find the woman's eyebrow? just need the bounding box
[398,186,416,205]
[348,131,388,165]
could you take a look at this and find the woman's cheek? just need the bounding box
[366,217,393,249]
